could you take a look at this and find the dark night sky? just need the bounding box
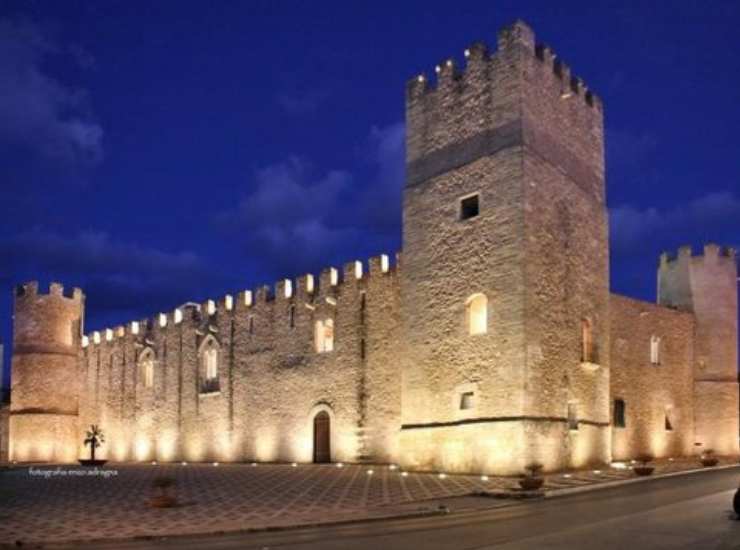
[1,1,739,387]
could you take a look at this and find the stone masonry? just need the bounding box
[7,21,739,474]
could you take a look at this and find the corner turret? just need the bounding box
[658,245,739,455]
[10,281,85,462]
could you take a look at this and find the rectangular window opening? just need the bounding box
[665,408,674,431]
[614,399,626,428]
[567,403,579,431]
[460,194,480,220]
[459,391,475,410]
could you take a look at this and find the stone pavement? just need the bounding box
[0,457,736,545]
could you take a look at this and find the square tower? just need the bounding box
[399,21,611,475]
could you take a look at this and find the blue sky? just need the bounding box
[1,1,739,386]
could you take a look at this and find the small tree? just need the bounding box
[84,425,105,461]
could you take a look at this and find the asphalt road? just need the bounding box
[53,466,740,550]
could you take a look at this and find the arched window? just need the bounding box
[315,318,334,353]
[650,335,661,365]
[139,348,155,389]
[199,337,220,393]
[466,294,487,335]
[581,318,593,362]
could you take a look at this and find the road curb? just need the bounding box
[543,463,740,499]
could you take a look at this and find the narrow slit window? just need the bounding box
[460,194,479,220]
[581,318,593,363]
[289,305,295,329]
[567,403,579,431]
[614,399,626,428]
[650,335,661,365]
[664,407,674,431]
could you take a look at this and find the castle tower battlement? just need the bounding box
[400,20,610,474]
[405,20,604,201]
[10,281,85,462]
[658,244,739,455]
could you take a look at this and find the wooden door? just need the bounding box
[313,411,331,463]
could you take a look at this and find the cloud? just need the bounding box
[0,230,218,317]
[610,191,740,256]
[277,89,330,115]
[216,123,405,277]
[0,17,103,164]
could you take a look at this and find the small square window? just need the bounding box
[567,403,579,431]
[460,194,479,220]
[459,391,475,410]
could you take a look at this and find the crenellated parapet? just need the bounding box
[14,281,85,355]
[659,243,736,267]
[406,20,604,192]
[81,252,400,353]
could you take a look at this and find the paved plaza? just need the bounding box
[0,458,737,545]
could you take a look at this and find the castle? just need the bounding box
[6,21,739,474]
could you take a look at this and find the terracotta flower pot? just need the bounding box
[149,495,177,508]
[518,476,544,491]
[78,459,108,467]
[701,457,719,467]
[633,465,654,476]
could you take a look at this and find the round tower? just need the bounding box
[10,281,84,462]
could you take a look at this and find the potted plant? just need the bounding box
[700,449,719,467]
[632,454,655,476]
[79,424,108,467]
[149,476,177,508]
[518,463,545,491]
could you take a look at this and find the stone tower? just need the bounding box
[658,245,740,455]
[399,20,611,474]
[10,282,84,462]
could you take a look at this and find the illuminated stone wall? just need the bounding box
[9,282,83,463]
[9,21,738,472]
[0,404,8,462]
[658,245,740,456]
[76,256,401,464]
[400,21,609,474]
[609,294,696,460]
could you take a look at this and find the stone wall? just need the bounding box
[0,404,8,463]
[609,294,696,460]
[658,245,739,456]
[10,282,83,462]
[400,20,609,474]
[77,255,401,464]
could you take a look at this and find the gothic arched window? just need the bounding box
[139,348,155,389]
[315,318,334,353]
[199,337,220,393]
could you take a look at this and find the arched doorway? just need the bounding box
[313,411,331,463]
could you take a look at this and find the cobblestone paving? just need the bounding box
[0,458,735,545]
[0,463,512,544]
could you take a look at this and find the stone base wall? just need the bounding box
[0,406,9,462]
[399,422,527,476]
[609,295,697,460]
[694,381,739,456]
[10,413,78,463]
